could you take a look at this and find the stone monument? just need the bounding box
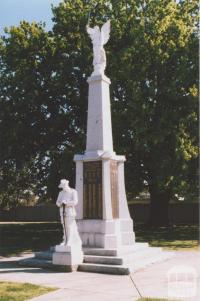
[19,20,173,275]
[52,179,83,271]
[74,20,135,251]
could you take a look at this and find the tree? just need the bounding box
[52,0,199,225]
[0,0,198,227]
[0,21,83,207]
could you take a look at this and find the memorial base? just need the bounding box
[77,218,135,249]
[52,245,83,271]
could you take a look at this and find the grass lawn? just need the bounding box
[0,222,199,257]
[0,281,57,301]
[135,223,199,250]
[0,222,62,257]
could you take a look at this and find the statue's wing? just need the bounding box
[101,20,110,45]
[86,25,100,41]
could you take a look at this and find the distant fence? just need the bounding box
[129,203,199,224]
[0,205,60,222]
[0,203,199,223]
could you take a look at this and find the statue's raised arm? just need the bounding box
[86,20,111,76]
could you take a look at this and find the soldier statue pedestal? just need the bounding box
[52,179,83,271]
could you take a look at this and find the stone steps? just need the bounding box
[83,247,162,266]
[18,243,174,275]
[84,255,123,265]
[79,248,173,274]
[83,242,149,257]
[78,262,130,275]
[83,248,118,257]
[34,243,155,262]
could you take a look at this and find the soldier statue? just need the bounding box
[56,179,81,247]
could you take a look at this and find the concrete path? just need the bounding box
[0,251,199,301]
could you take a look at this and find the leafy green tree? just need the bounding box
[0,21,82,207]
[52,0,198,225]
[0,0,198,227]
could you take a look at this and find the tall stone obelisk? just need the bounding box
[74,20,135,249]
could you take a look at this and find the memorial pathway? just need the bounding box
[0,251,199,301]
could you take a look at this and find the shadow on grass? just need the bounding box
[0,265,56,274]
[0,222,199,257]
[135,223,199,250]
[0,222,62,257]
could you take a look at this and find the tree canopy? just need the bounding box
[0,0,198,218]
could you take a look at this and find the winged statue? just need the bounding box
[86,20,110,76]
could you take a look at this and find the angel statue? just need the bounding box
[86,20,110,76]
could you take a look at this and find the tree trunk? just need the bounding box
[149,185,171,227]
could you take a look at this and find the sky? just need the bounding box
[0,0,62,35]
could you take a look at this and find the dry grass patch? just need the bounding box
[0,281,57,301]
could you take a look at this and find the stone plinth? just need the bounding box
[52,244,83,272]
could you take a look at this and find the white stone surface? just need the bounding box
[53,180,84,269]
[77,219,135,248]
[102,159,112,220]
[75,161,83,219]
[86,74,113,152]
[53,248,83,267]
[56,181,82,247]
[86,20,110,76]
[118,161,131,219]
[73,150,122,162]
[73,22,136,255]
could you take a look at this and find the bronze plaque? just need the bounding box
[83,161,102,219]
[110,160,119,218]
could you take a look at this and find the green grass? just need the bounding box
[0,222,199,257]
[135,223,199,250]
[0,222,62,257]
[0,281,57,301]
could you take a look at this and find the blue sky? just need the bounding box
[0,0,62,35]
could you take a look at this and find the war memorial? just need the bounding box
[20,20,173,275]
